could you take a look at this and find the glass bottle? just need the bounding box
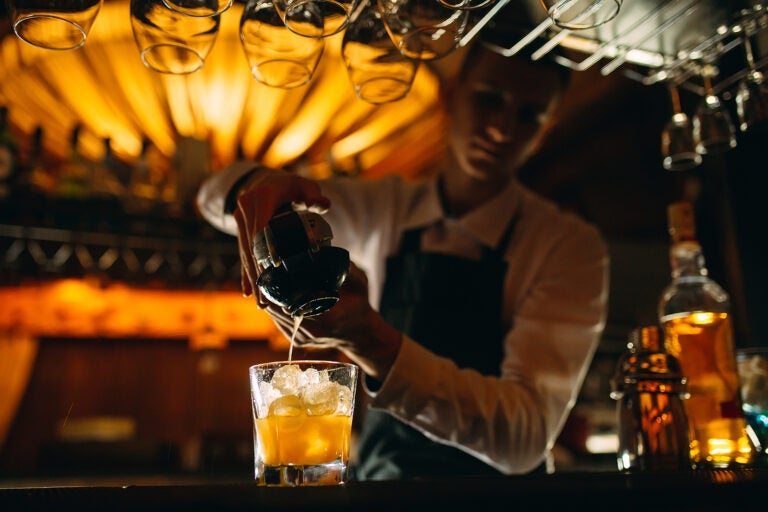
[0,106,19,201]
[89,136,126,201]
[125,137,159,216]
[658,200,755,468]
[611,325,691,472]
[17,126,56,199]
[56,124,91,200]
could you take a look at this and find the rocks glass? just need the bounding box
[250,360,359,486]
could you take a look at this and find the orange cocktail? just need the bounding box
[255,412,352,466]
[250,361,359,486]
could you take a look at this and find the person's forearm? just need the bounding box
[334,310,403,381]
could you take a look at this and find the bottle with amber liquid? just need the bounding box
[658,200,755,468]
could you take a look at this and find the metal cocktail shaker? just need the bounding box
[252,208,349,318]
[611,325,691,472]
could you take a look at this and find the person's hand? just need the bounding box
[264,262,403,380]
[231,167,331,300]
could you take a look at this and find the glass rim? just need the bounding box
[736,347,768,356]
[249,360,359,372]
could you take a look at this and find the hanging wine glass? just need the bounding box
[540,0,622,31]
[692,64,737,155]
[240,0,324,88]
[162,0,232,17]
[130,0,220,75]
[273,0,363,37]
[378,0,469,61]
[734,20,768,132]
[438,0,495,11]
[342,0,420,103]
[661,81,702,171]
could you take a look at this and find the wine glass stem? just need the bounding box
[703,74,714,96]
[743,34,757,72]
[669,84,682,114]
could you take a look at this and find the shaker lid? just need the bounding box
[611,326,687,398]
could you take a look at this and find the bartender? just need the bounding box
[196,36,610,479]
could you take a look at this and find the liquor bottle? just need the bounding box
[89,137,126,231]
[125,137,159,215]
[611,325,691,472]
[658,200,755,468]
[16,126,56,199]
[89,137,125,200]
[0,106,19,201]
[56,124,91,200]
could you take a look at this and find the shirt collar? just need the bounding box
[410,175,523,250]
[461,179,522,250]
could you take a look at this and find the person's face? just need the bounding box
[446,47,564,186]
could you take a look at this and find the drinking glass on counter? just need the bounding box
[250,360,359,486]
[240,0,325,88]
[736,347,768,465]
[130,0,221,74]
[7,0,103,50]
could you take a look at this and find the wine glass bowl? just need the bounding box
[342,0,420,103]
[162,0,233,17]
[240,0,325,88]
[735,75,768,132]
[540,0,622,31]
[734,24,768,132]
[8,0,103,50]
[272,0,362,37]
[130,0,221,75]
[661,82,701,171]
[692,66,737,155]
[377,0,469,61]
[662,112,702,171]
[437,0,494,11]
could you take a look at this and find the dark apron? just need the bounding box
[355,217,517,480]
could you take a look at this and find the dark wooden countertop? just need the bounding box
[1,469,766,512]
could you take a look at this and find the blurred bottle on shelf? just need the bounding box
[55,124,91,200]
[173,136,209,222]
[0,106,19,202]
[125,137,160,216]
[89,137,126,200]
[16,126,56,199]
[90,137,127,231]
[658,200,756,468]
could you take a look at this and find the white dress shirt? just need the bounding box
[196,160,610,475]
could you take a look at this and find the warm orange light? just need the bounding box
[0,279,281,344]
[0,0,446,179]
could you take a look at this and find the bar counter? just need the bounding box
[1,468,766,511]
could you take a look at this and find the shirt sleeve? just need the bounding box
[195,160,261,236]
[367,219,610,475]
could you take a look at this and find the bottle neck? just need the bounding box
[669,240,709,280]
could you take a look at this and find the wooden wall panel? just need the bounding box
[0,337,287,479]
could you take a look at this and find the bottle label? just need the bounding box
[719,398,743,419]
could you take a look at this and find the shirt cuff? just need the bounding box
[196,160,261,235]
